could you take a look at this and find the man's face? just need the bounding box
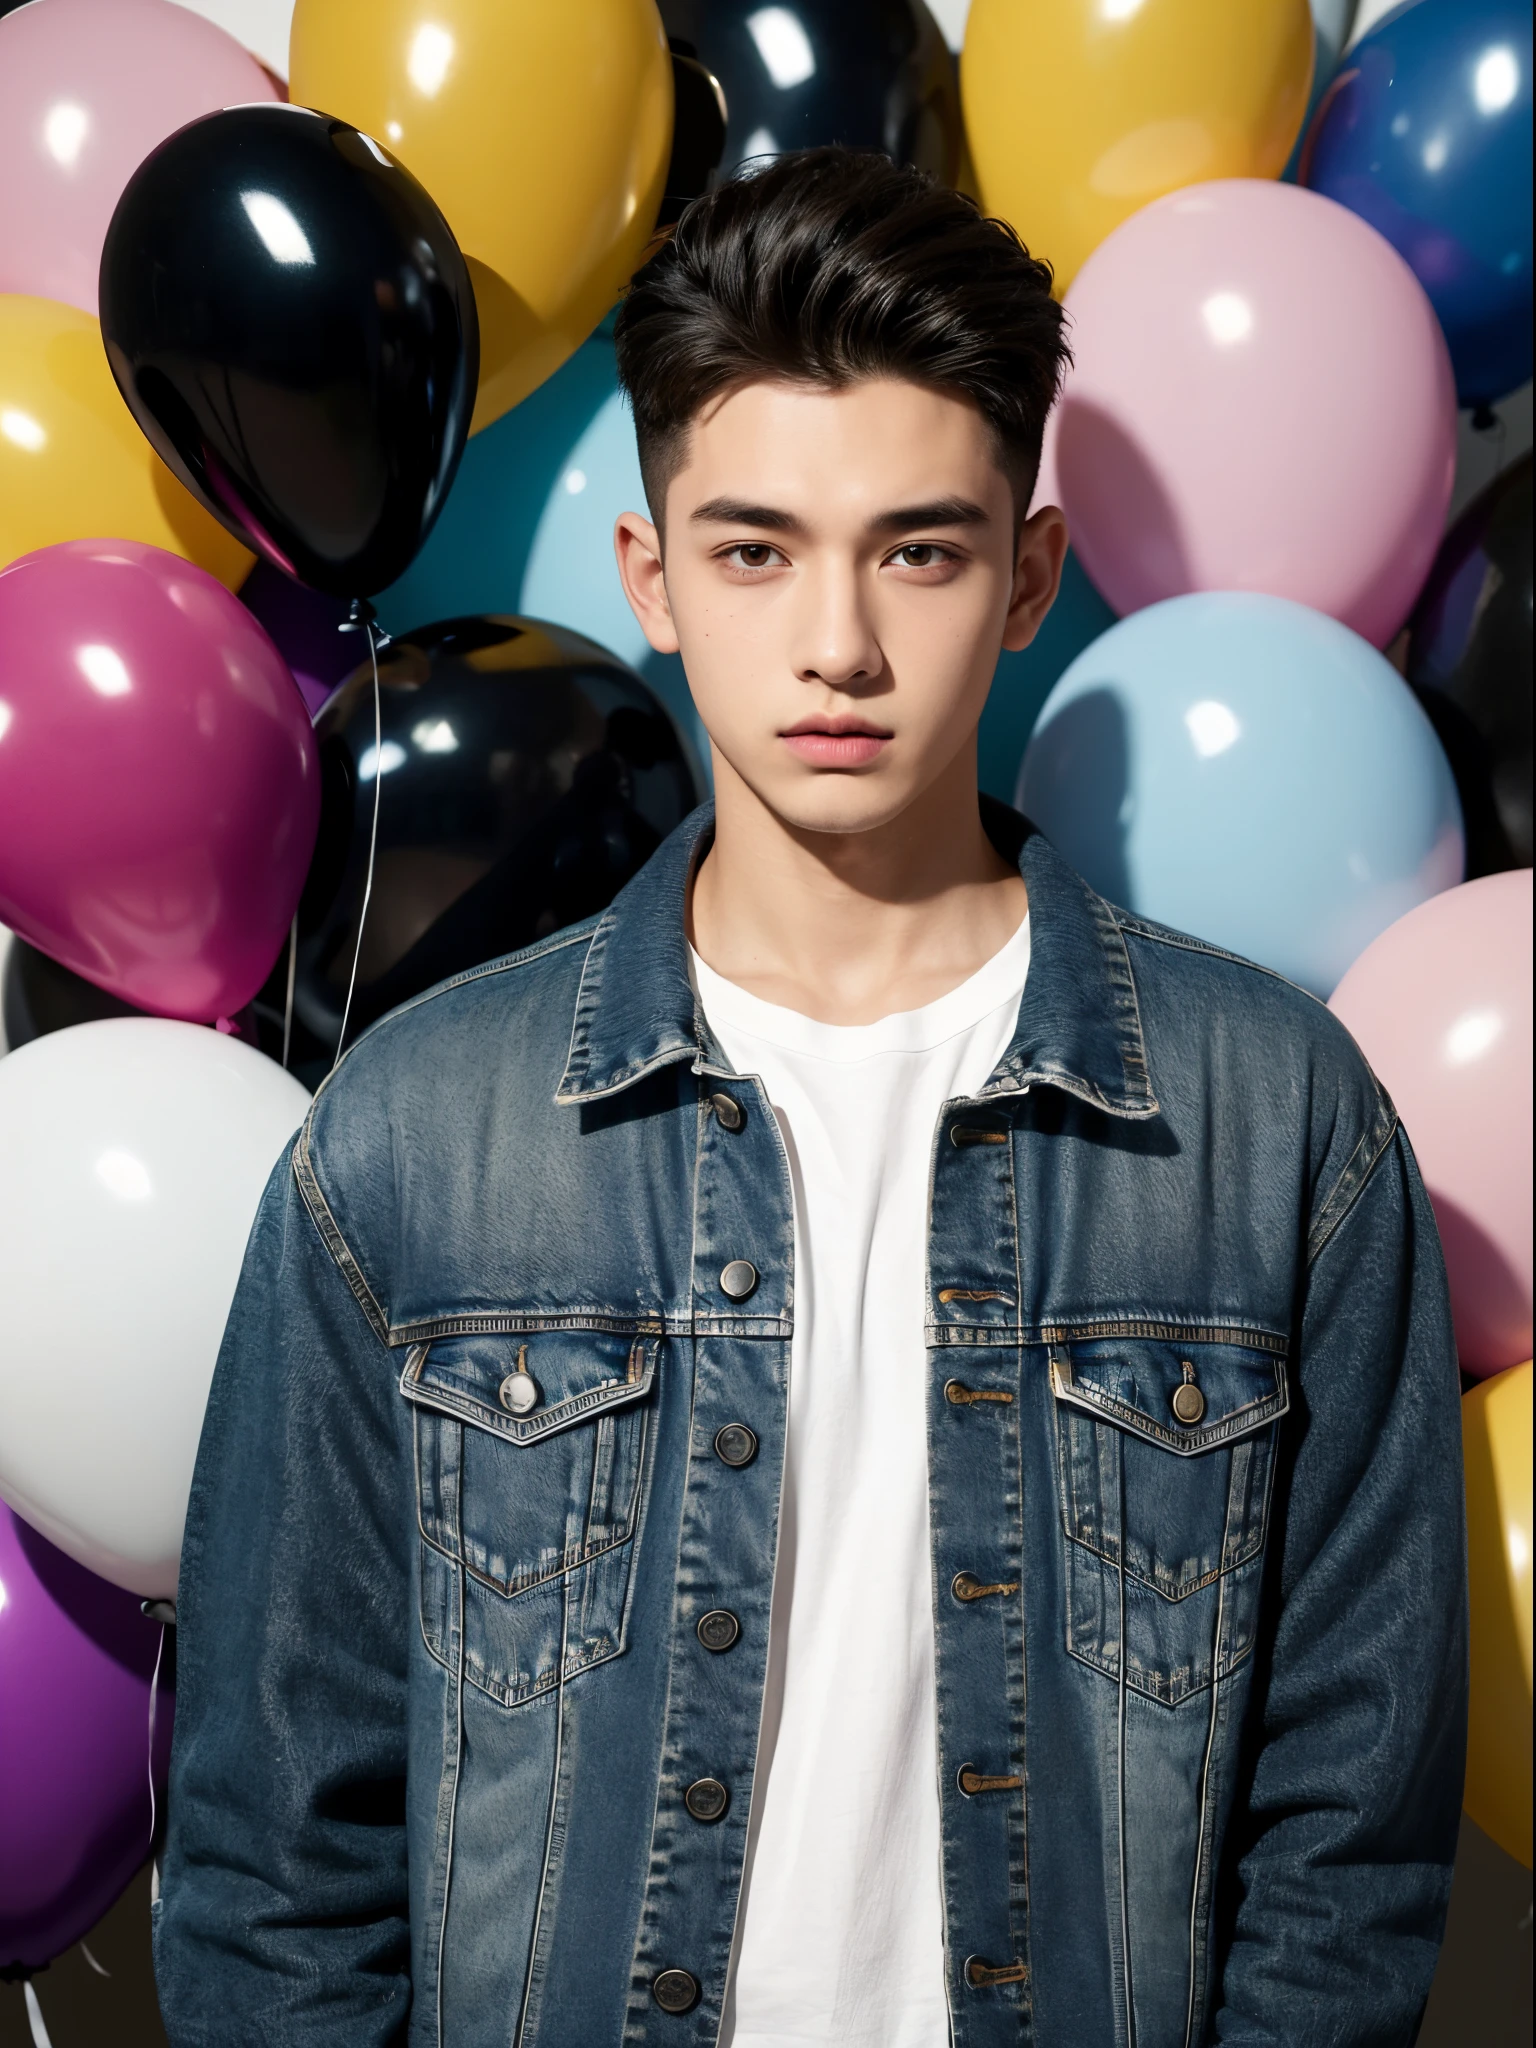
[615,376,1064,837]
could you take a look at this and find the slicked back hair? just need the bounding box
[614,146,1070,532]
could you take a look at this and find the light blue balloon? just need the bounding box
[375,326,710,776]
[1016,592,1465,995]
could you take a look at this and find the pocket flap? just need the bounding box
[400,1328,659,1445]
[1049,1337,1287,1455]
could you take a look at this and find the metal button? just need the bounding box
[714,1422,758,1468]
[719,1260,758,1301]
[710,1092,745,1132]
[1171,1362,1205,1426]
[952,1571,1020,1602]
[684,1776,730,1823]
[499,1370,540,1416]
[652,1968,701,2014]
[696,1608,740,1652]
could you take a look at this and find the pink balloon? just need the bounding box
[1035,179,1457,649]
[0,0,278,316]
[1330,871,1533,1377]
[0,539,319,1022]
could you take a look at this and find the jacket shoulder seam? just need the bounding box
[1306,1100,1401,1268]
[290,1116,393,1345]
[1113,911,1334,1010]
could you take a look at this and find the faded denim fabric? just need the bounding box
[156,802,1467,2048]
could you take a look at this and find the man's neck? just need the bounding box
[688,744,1028,1026]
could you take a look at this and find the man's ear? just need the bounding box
[614,510,680,656]
[1001,503,1068,654]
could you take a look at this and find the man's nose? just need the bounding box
[791,560,883,690]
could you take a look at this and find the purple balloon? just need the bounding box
[0,1505,172,1972]
[0,539,320,1022]
[239,558,362,719]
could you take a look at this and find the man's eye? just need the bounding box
[727,543,781,569]
[892,544,950,568]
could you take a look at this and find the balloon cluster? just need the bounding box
[0,0,1528,1994]
[0,0,708,1985]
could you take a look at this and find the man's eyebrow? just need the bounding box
[867,497,992,534]
[687,495,994,534]
[689,497,806,531]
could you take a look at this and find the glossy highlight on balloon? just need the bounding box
[660,0,961,184]
[290,0,673,434]
[0,293,252,586]
[1017,592,1465,997]
[289,616,701,1061]
[99,103,478,597]
[0,539,319,1021]
[963,0,1314,292]
[1034,179,1458,648]
[0,0,280,316]
[1330,870,1533,1378]
[1408,453,1532,876]
[0,1504,172,1971]
[0,1019,312,1596]
[1302,0,1533,410]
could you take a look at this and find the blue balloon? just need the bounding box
[1301,0,1533,409]
[1016,593,1465,996]
[978,549,1117,801]
[375,323,710,775]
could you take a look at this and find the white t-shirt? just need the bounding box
[693,916,1032,2048]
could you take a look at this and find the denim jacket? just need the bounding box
[156,801,1466,2048]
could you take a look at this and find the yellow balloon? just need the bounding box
[290,0,672,435]
[962,0,1314,293]
[0,296,252,588]
[1463,1360,1533,1868]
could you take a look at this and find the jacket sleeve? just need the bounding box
[155,1144,412,2047]
[1211,1124,1468,2045]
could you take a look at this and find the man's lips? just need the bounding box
[779,718,892,767]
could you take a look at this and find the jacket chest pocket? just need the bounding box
[1049,1337,1288,1707]
[400,1327,659,1708]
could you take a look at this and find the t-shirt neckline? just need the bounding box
[690,914,1030,1064]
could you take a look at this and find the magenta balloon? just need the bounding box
[0,1505,171,1972]
[1035,179,1457,649]
[0,539,319,1021]
[1330,870,1533,1377]
[0,0,278,315]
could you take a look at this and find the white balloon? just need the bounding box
[167,0,294,75]
[0,1020,310,1595]
[1347,0,1401,47]
[927,0,971,54]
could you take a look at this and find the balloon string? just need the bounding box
[23,1981,54,2048]
[281,913,298,1072]
[78,1942,111,1979]
[147,1621,165,1852]
[335,622,383,1066]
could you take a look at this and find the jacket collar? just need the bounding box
[556,798,1158,1120]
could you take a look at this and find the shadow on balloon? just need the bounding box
[15,1515,173,1693]
[1052,398,1196,610]
[1431,1188,1533,1382]
[1012,686,1134,911]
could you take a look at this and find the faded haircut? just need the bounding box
[614,145,1070,530]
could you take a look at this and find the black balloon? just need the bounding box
[3,936,143,1050]
[658,0,960,184]
[1408,454,1532,876]
[662,38,730,226]
[284,617,701,1060]
[99,104,478,598]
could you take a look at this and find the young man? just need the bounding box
[157,151,1466,2047]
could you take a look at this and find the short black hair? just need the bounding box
[615,146,1069,527]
